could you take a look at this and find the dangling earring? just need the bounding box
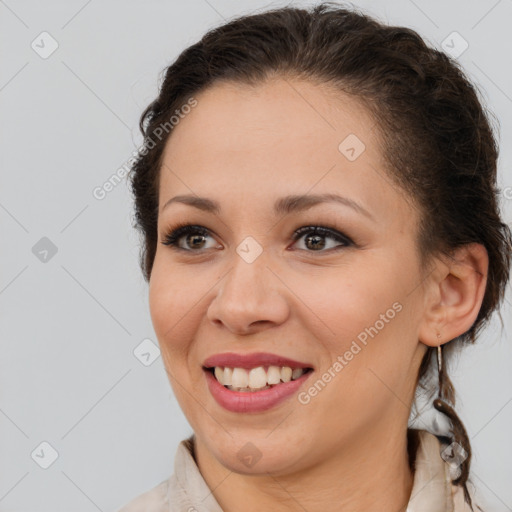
[431,332,472,490]
[437,341,442,381]
[431,338,445,435]
[434,335,446,404]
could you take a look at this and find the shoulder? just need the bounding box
[409,429,484,512]
[114,478,169,512]
[113,435,213,512]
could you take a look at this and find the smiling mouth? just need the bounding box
[203,365,314,392]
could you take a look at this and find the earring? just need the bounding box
[437,342,442,376]
[431,335,472,490]
[435,333,444,399]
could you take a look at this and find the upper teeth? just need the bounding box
[213,366,306,390]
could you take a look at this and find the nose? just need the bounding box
[206,251,290,335]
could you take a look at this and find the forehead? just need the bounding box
[158,77,413,225]
[162,77,380,166]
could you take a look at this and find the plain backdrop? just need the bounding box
[1,0,511,511]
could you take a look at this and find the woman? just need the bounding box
[117,3,511,511]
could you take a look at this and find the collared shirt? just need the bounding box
[115,429,477,512]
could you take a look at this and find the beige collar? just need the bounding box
[116,429,472,511]
[406,429,454,512]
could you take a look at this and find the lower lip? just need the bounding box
[204,369,313,413]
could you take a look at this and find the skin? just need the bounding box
[148,77,488,512]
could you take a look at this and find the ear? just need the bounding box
[418,243,488,347]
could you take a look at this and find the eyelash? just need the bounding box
[160,222,354,253]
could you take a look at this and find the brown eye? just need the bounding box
[161,223,354,254]
[161,224,218,251]
[291,226,353,252]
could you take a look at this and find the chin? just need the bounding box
[215,448,299,476]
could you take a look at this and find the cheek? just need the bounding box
[148,272,174,339]
[148,262,194,355]
[149,254,196,327]
[303,253,417,380]
[148,259,214,379]
[148,268,201,412]
[292,259,399,343]
[319,276,418,409]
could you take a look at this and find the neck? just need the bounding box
[193,425,416,512]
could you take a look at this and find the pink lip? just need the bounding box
[202,352,313,370]
[204,368,313,413]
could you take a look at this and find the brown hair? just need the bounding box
[128,2,512,509]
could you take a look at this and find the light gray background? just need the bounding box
[1,0,511,511]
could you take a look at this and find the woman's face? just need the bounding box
[149,77,430,474]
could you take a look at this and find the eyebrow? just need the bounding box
[161,193,375,220]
